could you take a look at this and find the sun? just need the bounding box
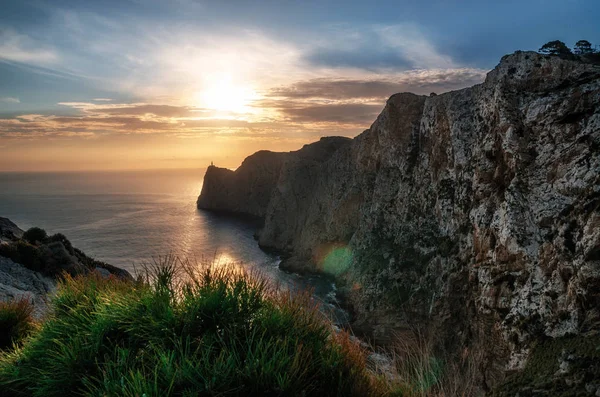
[195,74,257,114]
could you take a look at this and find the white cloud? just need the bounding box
[374,24,456,69]
[0,97,20,103]
[0,28,59,65]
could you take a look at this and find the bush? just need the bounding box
[0,258,385,396]
[22,228,47,245]
[0,299,35,350]
[12,241,43,272]
[0,239,83,278]
[38,242,83,277]
[45,234,74,255]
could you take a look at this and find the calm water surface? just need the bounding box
[0,169,347,322]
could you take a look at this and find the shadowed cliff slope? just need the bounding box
[198,137,352,218]
[198,51,600,394]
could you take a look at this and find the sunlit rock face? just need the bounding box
[198,52,600,392]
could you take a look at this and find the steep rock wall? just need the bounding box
[197,51,600,392]
[197,137,352,219]
[197,151,288,218]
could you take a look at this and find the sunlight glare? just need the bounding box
[195,74,258,113]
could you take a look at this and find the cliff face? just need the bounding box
[197,52,600,392]
[197,137,352,219]
[198,151,287,218]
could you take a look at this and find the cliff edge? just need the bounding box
[197,51,600,394]
[197,136,353,218]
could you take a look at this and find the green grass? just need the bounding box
[0,299,35,351]
[0,257,385,397]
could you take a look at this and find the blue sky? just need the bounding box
[0,0,599,170]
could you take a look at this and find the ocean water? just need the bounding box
[0,169,347,322]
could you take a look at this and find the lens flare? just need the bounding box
[320,245,353,276]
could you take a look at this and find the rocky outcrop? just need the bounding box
[197,151,287,218]
[197,52,600,393]
[0,256,55,319]
[197,137,352,218]
[0,217,23,243]
[0,218,133,317]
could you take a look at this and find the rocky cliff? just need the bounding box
[197,137,353,218]
[198,151,287,218]
[197,52,600,394]
[0,218,133,317]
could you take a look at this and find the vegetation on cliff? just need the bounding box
[0,299,35,351]
[0,258,389,396]
[0,227,130,280]
[539,39,598,56]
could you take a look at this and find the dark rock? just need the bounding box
[0,217,24,242]
[195,51,600,392]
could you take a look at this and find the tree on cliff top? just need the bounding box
[539,40,573,56]
[574,40,595,54]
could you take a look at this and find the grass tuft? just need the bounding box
[0,256,386,396]
[0,299,35,350]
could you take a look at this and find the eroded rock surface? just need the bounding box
[197,52,600,393]
[0,256,55,319]
[0,217,23,243]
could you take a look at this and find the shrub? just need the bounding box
[38,242,83,277]
[0,257,385,396]
[0,239,84,278]
[0,299,35,350]
[12,241,43,272]
[45,234,74,255]
[22,228,47,245]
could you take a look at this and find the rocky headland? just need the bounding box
[198,51,600,394]
[0,217,132,318]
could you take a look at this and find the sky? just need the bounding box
[0,0,598,171]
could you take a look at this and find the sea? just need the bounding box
[0,169,347,323]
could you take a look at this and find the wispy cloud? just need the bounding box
[257,68,486,127]
[0,97,369,140]
[0,97,20,104]
[303,23,457,71]
[0,12,487,147]
[0,28,59,65]
[374,24,456,69]
[277,103,382,124]
[57,102,209,118]
[268,69,486,101]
